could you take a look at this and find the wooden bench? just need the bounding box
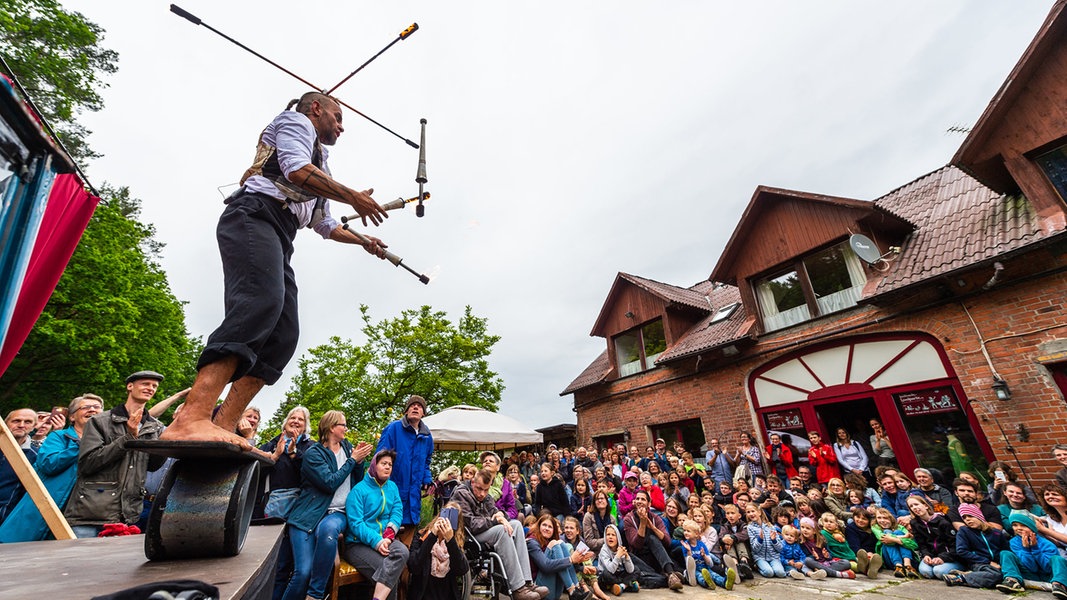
[329,553,367,600]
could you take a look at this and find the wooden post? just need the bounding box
[0,418,74,540]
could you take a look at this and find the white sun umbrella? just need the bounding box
[422,405,543,451]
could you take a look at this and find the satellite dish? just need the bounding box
[849,234,883,265]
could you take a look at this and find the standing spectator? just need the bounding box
[481,451,518,520]
[705,437,736,487]
[623,489,684,590]
[0,394,101,541]
[868,419,896,468]
[0,408,39,524]
[763,433,797,488]
[1052,445,1067,490]
[377,394,434,535]
[451,468,546,600]
[833,428,869,482]
[344,450,409,600]
[281,411,373,600]
[66,371,167,537]
[259,405,313,599]
[238,407,262,445]
[651,439,670,473]
[807,431,839,485]
[733,432,764,483]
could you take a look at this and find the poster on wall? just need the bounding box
[764,408,804,430]
[896,387,959,417]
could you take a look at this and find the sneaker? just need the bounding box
[867,553,883,579]
[943,573,965,587]
[630,581,640,593]
[788,569,805,580]
[685,556,697,587]
[1052,581,1067,600]
[855,549,869,574]
[701,568,715,590]
[667,572,684,591]
[723,554,738,574]
[810,569,827,580]
[570,588,591,600]
[840,570,856,579]
[527,583,550,599]
[611,584,623,596]
[893,565,906,578]
[905,565,921,580]
[724,568,737,591]
[996,578,1024,594]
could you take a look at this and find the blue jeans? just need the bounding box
[918,559,963,579]
[72,525,102,539]
[754,558,785,578]
[880,544,913,567]
[536,543,579,600]
[272,527,294,600]
[282,512,346,600]
[1000,549,1067,585]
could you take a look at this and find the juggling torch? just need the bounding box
[416,119,428,217]
[342,223,430,285]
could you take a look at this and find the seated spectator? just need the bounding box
[0,409,39,524]
[1037,483,1067,549]
[995,513,1067,597]
[623,489,684,589]
[719,503,754,580]
[871,507,919,578]
[570,477,593,517]
[237,406,261,445]
[407,502,470,600]
[526,513,593,600]
[462,463,477,482]
[281,410,372,600]
[913,467,955,513]
[617,471,639,518]
[878,472,908,519]
[752,475,794,521]
[818,511,857,566]
[344,450,408,600]
[536,462,570,520]
[795,464,816,493]
[906,495,962,580]
[947,479,1005,531]
[647,460,663,481]
[798,518,855,578]
[562,516,604,600]
[844,507,879,561]
[987,461,1037,507]
[507,464,530,512]
[0,395,101,542]
[844,472,881,506]
[949,503,1010,588]
[452,468,545,600]
[597,524,640,593]
[745,503,786,578]
[582,490,616,554]
[997,481,1045,524]
[823,478,852,523]
[639,471,665,513]
[680,519,731,588]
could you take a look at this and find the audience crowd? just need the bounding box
[6,383,1067,600]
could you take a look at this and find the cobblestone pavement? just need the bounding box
[604,576,1037,600]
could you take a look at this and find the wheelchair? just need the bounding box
[463,527,512,600]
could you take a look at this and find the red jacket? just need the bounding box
[808,442,840,483]
[764,443,798,479]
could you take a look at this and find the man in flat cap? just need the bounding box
[65,371,168,537]
[376,395,434,534]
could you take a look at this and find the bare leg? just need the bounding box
[213,375,266,431]
[372,581,393,600]
[160,356,257,451]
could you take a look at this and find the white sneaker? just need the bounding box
[788,569,805,580]
[685,556,698,586]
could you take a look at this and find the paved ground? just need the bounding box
[616,576,1035,600]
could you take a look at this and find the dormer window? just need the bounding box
[1035,142,1067,201]
[754,241,867,332]
[614,319,666,376]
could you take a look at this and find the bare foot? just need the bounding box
[161,418,258,453]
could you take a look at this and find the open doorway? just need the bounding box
[814,397,879,459]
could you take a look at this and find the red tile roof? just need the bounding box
[657,284,753,362]
[560,349,610,395]
[618,273,715,312]
[871,165,1046,294]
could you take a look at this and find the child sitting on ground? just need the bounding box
[995,513,1067,597]
[718,503,754,580]
[844,508,881,579]
[847,488,872,512]
[780,524,822,580]
[871,507,919,579]
[680,520,734,589]
[745,503,786,578]
[564,516,608,600]
[800,517,855,578]
[597,524,638,595]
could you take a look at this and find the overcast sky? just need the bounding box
[60,1,1052,430]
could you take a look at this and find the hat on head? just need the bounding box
[405,395,426,413]
[126,370,164,384]
[800,517,816,529]
[655,437,665,444]
[624,471,638,480]
[1008,512,1037,532]
[957,503,985,522]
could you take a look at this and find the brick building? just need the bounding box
[562,1,1067,485]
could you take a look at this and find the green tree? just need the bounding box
[0,185,202,413]
[264,305,504,441]
[0,0,119,159]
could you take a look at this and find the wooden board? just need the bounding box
[0,419,74,540]
[0,524,284,599]
[126,439,275,465]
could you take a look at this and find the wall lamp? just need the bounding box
[992,377,1012,401]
